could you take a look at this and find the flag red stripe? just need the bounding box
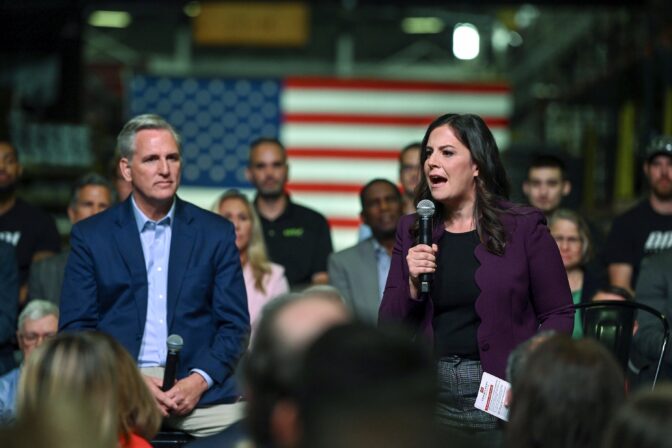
[283,113,509,127]
[287,183,363,193]
[287,148,401,160]
[285,77,510,93]
[328,218,362,228]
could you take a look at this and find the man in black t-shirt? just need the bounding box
[0,141,61,303]
[246,138,333,290]
[605,137,672,291]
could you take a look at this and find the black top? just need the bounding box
[604,200,672,289]
[256,197,333,289]
[431,230,481,359]
[0,198,61,286]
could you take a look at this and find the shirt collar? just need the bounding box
[131,195,176,232]
[371,237,388,256]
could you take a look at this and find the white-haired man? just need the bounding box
[0,299,59,423]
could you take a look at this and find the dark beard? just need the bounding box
[258,189,285,201]
[0,182,16,203]
[373,227,397,242]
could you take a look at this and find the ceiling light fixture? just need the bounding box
[453,23,480,60]
[88,11,132,28]
[401,17,444,34]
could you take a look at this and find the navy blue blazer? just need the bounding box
[59,197,250,405]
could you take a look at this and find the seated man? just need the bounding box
[0,242,18,376]
[633,250,672,383]
[0,300,58,423]
[59,114,250,437]
[186,288,351,448]
[28,173,113,303]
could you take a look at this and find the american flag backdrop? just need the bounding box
[128,75,512,250]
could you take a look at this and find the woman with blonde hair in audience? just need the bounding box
[17,332,161,448]
[548,208,599,338]
[216,189,289,329]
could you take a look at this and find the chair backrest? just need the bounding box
[580,305,636,370]
[574,300,670,390]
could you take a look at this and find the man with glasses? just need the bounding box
[0,299,58,423]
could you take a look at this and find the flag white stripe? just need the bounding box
[289,158,398,184]
[282,124,510,150]
[282,89,512,117]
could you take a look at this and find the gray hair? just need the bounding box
[117,114,181,161]
[69,172,114,209]
[18,300,59,332]
[301,284,345,303]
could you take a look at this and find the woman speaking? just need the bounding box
[379,114,574,442]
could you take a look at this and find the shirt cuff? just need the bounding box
[190,369,213,389]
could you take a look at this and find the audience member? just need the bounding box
[358,142,421,241]
[522,154,571,216]
[379,113,573,444]
[633,250,672,382]
[110,154,133,201]
[605,136,672,291]
[28,173,113,303]
[17,331,160,447]
[0,140,61,303]
[399,142,422,214]
[59,114,250,437]
[505,334,625,448]
[549,208,599,337]
[216,189,289,332]
[0,299,58,424]
[293,323,438,448]
[0,242,18,376]
[247,138,333,289]
[101,332,163,448]
[2,395,115,448]
[329,179,402,322]
[592,284,634,302]
[187,289,351,448]
[601,385,672,448]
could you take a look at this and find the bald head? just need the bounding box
[273,295,350,353]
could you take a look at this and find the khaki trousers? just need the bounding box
[142,366,245,438]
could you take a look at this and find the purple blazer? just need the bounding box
[379,204,574,379]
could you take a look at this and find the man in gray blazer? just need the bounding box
[633,249,672,382]
[28,173,113,303]
[328,179,403,322]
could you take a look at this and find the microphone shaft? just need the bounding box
[419,216,432,295]
[162,350,179,392]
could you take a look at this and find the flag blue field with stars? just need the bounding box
[129,75,281,188]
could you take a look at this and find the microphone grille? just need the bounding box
[416,199,435,218]
[167,334,184,352]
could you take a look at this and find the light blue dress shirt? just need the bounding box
[0,367,20,424]
[131,197,212,387]
[372,238,392,302]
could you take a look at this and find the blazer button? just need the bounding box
[482,343,490,351]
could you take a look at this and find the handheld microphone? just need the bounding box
[162,334,184,392]
[416,199,436,296]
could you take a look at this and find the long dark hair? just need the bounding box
[414,113,511,255]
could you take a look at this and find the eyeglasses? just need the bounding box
[19,332,56,345]
[553,235,582,246]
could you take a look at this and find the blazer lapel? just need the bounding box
[114,199,149,326]
[167,198,195,329]
[360,239,382,316]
